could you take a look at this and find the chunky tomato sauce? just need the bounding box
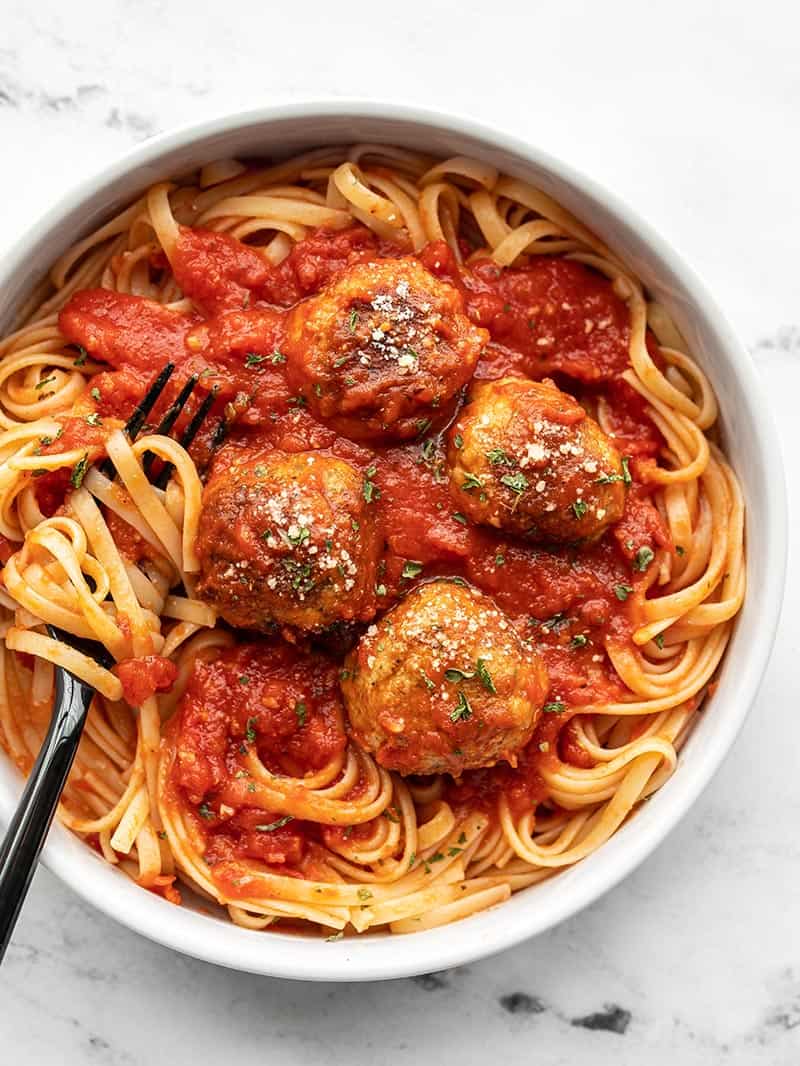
[56,221,672,840]
[171,642,346,868]
[113,655,178,706]
[421,244,633,382]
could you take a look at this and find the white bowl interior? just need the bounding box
[0,104,786,981]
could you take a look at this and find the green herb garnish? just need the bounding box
[634,546,655,572]
[571,499,588,520]
[543,701,566,714]
[423,852,445,874]
[70,452,89,490]
[444,666,474,684]
[475,658,496,694]
[255,815,294,832]
[420,438,437,464]
[281,558,315,594]
[500,471,528,496]
[401,560,423,580]
[363,471,380,503]
[461,472,484,493]
[285,526,310,548]
[449,691,473,722]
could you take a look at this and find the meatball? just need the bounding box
[341,580,548,776]
[447,377,626,542]
[196,449,380,632]
[283,257,487,441]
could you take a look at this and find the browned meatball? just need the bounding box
[196,449,380,632]
[447,377,626,542]
[283,257,487,441]
[341,580,548,776]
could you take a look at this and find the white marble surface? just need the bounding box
[1,2,799,1062]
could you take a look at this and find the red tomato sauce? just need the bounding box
[172,226,275,316]
[59,289,197,371]
[52,223,672,824]
[257,225,402,306]
[420,241,633,383]
[599,378,663,458]
[172,224,397,312]
[113,655,177,705]
[445,699,606,817]
[171,642,348,869]
[30,415,110,516]
[103,510,158,564]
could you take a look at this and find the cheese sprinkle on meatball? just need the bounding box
[447,376,626,543]
[196,449,380,633]
[341,579,548,776]
[284,257,487,441]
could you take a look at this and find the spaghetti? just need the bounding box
[0,145,744,936]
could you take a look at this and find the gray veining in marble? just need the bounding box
[1,2,799,1062]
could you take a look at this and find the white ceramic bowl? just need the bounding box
[0,102,786,981]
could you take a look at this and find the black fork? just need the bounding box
[0,364,220,962]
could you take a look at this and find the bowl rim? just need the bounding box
[0,99,787,982]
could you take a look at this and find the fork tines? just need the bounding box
[94,363,223,487]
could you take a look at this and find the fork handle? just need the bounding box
[0,667,94,962]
